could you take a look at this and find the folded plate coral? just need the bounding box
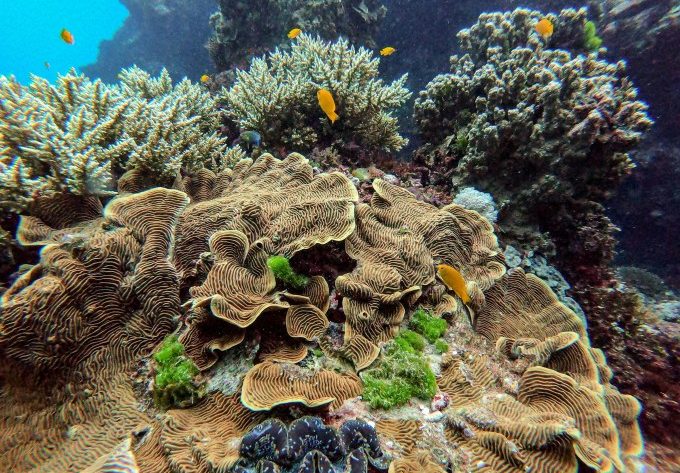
[0,151,646,472]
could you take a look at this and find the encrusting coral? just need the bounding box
[208,0,386,71]
[0,151,648,471]
[219,34,411,154]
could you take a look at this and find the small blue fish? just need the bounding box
[238,130,261,151]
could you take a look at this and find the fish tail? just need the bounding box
[330,112,339,123]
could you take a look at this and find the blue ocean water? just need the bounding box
[0,0,128,83]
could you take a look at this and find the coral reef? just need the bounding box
[208,0,386,72]
[0,67,226,212]
[83,0,216,82]
[413,7,651,253]
[219,34,411,154]
[0,152,650,471]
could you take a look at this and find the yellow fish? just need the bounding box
[535,18,554,39]
[317,88,339,123]
[380,47,396,56]
[288,28,302,39]
[200,74,210,83]
[60,28,75,45]
[437,264,471,305]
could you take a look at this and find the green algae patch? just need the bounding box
[409,307,447,343]
[267,255,309,290]
[584,20,603,51]
[361,331,437,410]
[152,335,204,410]
[435,339,449,354]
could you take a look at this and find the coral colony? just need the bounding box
[1,4,677,473]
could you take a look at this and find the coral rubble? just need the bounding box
[0,152,649,471]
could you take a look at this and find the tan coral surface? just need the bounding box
[0,153,645,472]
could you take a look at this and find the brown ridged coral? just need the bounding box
[240,361,362,411]
[174,152,358,284]
[160,393,266,472]
[0,187,188,471]
[434,267,643,471]
[336,178,504,367]
[0,152,648,472]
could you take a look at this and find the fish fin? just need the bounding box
[463,304,475,327]
[330,113,339,123]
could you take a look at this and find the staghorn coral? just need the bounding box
[0,67,227,212]
[208,0,386,71]
[219,34,411,154]
[0,152,650,471]
[413,7,652,249]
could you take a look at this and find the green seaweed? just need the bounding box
[584,20,603,51]
[361,331,437,409]
[267,255,309,290]
[152,335,204,410]
[394,329,426,353]
[435,339,449,354]
[409,307,448,343]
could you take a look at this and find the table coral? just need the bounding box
[220,34,411,154]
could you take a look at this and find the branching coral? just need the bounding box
[0,67,227,212]
[208,0,386,71]
[220,34,411,153]
[414,7,652,232]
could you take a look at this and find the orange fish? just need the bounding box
[288,28,302,39]
[317,88,339,124]
[60,28,75,45]
[437,264,471,305]
[535,18,553,39]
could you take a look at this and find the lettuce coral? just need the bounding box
[0,67,228,212]
[220,34,411,153]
